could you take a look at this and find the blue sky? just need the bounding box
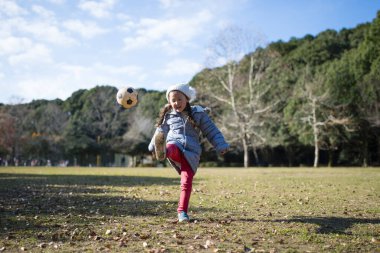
[0,0,379,104]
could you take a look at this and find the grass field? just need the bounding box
[0,167,379,252]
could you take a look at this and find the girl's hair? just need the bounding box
[155,102,198,129]
[155,103,171,127]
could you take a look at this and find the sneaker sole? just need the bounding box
[154,132,166,161]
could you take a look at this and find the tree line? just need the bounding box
[0,12,379,167]
[190,11,380,167]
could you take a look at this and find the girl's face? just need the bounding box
[168,91,189,112]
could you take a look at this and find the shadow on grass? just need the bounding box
[0,173,180,187]
[273,216,380,234]
[0,173,215,235]
[197,216,380,235]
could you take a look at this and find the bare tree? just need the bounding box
[0,112,17,157]
[122,116,153,166]
[298,70,353,167]
[203,26,278,167]
[358,76,380,167]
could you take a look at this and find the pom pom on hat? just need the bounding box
[166,83,197,102]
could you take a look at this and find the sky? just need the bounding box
[0,0,379,104]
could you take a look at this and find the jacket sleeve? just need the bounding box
[148,128,159,152]
[198,112,229,153]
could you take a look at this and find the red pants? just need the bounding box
[166,144,194,213]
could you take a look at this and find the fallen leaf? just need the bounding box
[38,243,47,248]
[244,245,252,252]
[94,236,102,241]
[119,240,127,247]
[5,235,14,240]
[140,233,151,240]
[149,248,167,253]
[203,240,213,249]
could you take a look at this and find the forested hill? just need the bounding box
[189,11,379,167]
[0,12,379,167]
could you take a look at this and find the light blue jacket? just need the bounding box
[148,105,229,174]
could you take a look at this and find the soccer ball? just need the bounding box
[116,87,138,109]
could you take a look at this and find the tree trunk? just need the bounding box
[360,123,369,167]
[96,154,101,167]
[314,143,319,168]
[312,98,319,168]
[242,136,249,168]
[362,138,368,167]
[378,136,380,165]
[286,146,294,167]
[252,145,260,166]
[328,150,333,167]
[132,156,137,167]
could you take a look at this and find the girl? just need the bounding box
[148,83,229,222]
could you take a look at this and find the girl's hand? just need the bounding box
[220,148,229,155]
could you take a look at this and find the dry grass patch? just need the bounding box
[0,167,379,252]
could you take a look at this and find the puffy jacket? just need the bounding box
[148,105,229,174]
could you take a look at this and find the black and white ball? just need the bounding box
[116,87,138,109]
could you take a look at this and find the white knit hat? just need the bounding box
[166,83,197,102]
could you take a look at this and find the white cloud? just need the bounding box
[32,5,56,20]
[14,77,74,102]
[116,13,132,21]
[2,17,76,46]
[93,63,143,76]
[0,17,18,37]
[162,59,202,76]
[18,20,76,45]
[159,0,179,9]
[79,0,116,18]
[123,10,213,52]
[57,62,146,84]
[56,62,148,90]
[48,0,65,4]
[118,19,135,32]
[4,60,146,103]
[63,20,107,39]
[0,36,33,56]
[8,43,52,66]
[0,0,28,17]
